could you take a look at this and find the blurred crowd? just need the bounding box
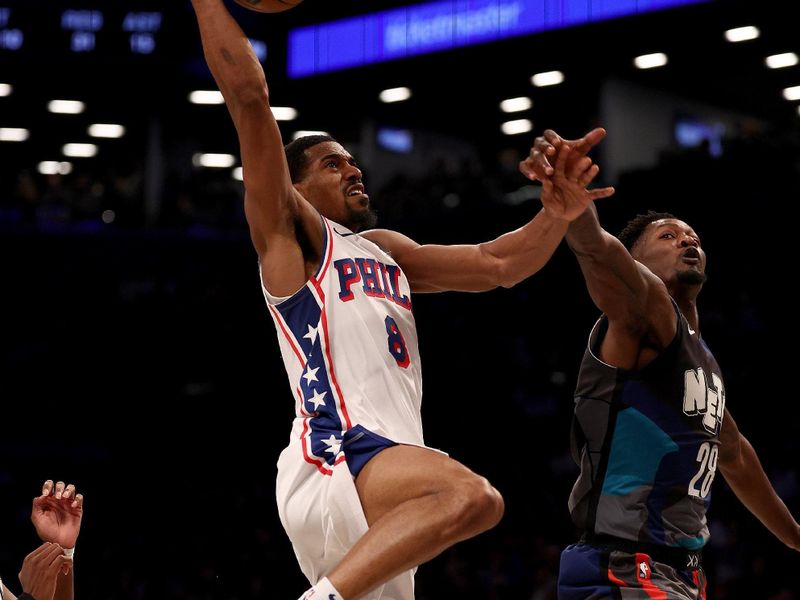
[1,127,799,599]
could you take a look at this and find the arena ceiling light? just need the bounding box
[766,52,799,69]
[724,26,759,43]
[0,127,29,142]
[192,153,237,168]
[38,161,73,175]
[189,90,225,105]
[501,119,533,135]
[531,71,564,87]
[499,97,532,113]
[379,87,412,103]
[292,130,330,140]
[634,52,668,69]
[63,143,98,157]
[88,124,126,138]
[271,106,298,121]
[782,85,800,101]
[232,167,243,181]
[48,100,86,114]
[0,83,11,97]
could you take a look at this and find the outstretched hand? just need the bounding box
[31,480,83,549]
[18,542,72,600]
[539,145,615,222]
[519,127,608,181]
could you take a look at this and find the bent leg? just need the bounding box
[327,444,504,599]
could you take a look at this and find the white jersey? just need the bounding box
[263,216,424,473]
[263,217,428,597]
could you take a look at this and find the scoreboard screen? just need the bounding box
[0,2,167,63]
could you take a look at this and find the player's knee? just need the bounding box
[449,475,504,534]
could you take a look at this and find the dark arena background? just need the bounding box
[1,0,799,598]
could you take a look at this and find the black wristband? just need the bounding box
[18,594,37,600]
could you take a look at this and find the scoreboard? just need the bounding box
[0,3,167,64]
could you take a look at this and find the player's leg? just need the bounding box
[325,444,504,599]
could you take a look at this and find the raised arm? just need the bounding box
[365,146,613,292]
[190,0,317,296]
[520,128,656,329]
[565,204,676,368]
[718,411,800,551]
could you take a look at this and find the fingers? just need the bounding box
[24,542,62,566]
[589,186,616,201]
[540,177,554,199]
[569,156,594,182]
[577,163,599,187]
[552,143,571,178]
[543,129,563,148]
[60,556,73,576]
[39,480,78,501]
[521,135,558,180]
[72,492,84,510]
[62,483,76,500]
[575,127,607,154]
[43,543,65,566]
[24,542,54,563]
[518,154,552,181]
[568,160,615,200]
[48,554,71,575]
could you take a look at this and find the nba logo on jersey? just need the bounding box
[639,561,650,579]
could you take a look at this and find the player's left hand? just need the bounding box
[519,127,608,181]
[31,480,84,549]
[539,145,614,222]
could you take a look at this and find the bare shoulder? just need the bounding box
[634,260,677,327]
[600,261,678,367]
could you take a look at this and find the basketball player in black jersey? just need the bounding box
[521,129,800,599]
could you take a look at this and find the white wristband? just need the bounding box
[63,547,75,558]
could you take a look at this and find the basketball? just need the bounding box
[231,0,303,12]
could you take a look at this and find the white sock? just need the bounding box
[297,576,345,600]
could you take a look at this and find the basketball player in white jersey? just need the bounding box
[190,2,614,598]
[1,480,82,600]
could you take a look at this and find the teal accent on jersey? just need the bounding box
[602,407,679,496]
[677,535,706,550]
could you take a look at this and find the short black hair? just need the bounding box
[284,134,336,183]
[618,210,676,250]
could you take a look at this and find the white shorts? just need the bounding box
[276,439,416,600]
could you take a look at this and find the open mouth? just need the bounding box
[682,248,700,264]
[346,184,365,197]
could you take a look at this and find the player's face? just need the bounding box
[633,219,707,288]
[295,141,376,231]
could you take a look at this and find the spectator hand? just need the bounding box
[31,480,83,549]
[18,542,71,600]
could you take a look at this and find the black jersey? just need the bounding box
[569,302,725,549]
